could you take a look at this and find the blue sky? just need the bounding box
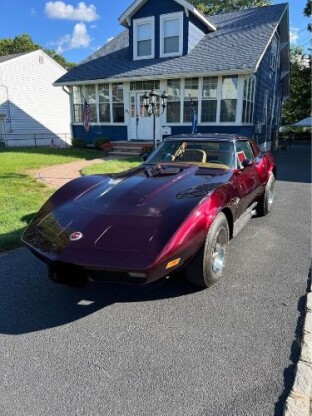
[0,0,310,63]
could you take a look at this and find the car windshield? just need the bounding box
[145,140,235,169]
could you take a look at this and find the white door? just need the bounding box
[128,93,161,141]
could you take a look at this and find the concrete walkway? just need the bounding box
[33,157,105,188]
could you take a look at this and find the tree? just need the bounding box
[282,47,311,125]
[304,0,311,32]
[0,34,76,70]
[188,0,271,15]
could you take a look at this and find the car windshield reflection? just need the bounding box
[145,140,235,169]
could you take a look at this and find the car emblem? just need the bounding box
[70,232,83,241]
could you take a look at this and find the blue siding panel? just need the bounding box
[254,33,281,145]
[166,125,254,138]
[73,125,128,145]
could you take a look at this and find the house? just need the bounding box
[54,0,290,150]
[0,50,71,147]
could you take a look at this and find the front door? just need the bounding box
[128,93,161,141]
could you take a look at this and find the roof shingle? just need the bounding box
[56,3,288,84]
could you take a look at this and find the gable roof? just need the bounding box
[119,0,216,31]
[0,52,30,64]
[55,3,289,86]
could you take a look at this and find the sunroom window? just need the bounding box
[220,76,238,122]
[73,86,83,123]
[167,79,181,123]
[133,17,155,60]
[242,76,256,124]
[201,77,218,122]
[112,83,124,123]
[84,85,97,122]
[98,83,110,123]
[160,12,183,57]
[184,78,198,122]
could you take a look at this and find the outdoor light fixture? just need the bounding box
[143,89,168,149]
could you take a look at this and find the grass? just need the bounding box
[0,147,104,252]
[81,157,141,176]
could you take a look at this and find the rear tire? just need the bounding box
[257,172,275,216]
[185,212,229,288]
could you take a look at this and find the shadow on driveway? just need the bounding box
[0,249,200,335]
[274,142,311,184]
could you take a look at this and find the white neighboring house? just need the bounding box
[0,50,72,147]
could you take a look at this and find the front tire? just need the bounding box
[185,212,229,288]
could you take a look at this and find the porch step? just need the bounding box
[109,151,142,157]
[108,141,154,157]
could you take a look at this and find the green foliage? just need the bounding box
[0,34,76,70]
[304,0,311,32]
[81,158,141,176]
[282,48,311,125]
[93,138,111,149]
[71,138,86,148]
[188,0,271,15]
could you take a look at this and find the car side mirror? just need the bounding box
[142,153,149,161]
[241,159,253,168]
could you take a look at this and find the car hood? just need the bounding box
[23,164,232,268]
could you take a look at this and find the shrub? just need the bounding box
[94,138,111,149]
[141,144,153,155]
[71,138,86,148]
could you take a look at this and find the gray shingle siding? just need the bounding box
[188,14,206,54]
[254,33,283,144]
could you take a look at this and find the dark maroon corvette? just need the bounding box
[22,134,276,288]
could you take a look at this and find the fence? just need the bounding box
[0,133,72,148]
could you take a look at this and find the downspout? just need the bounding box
[62,86,73,146]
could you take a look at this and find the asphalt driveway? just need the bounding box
[0,143,311,416]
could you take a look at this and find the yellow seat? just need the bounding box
[179,149,207,163]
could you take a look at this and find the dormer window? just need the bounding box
[160,12,183,58]
[133,17,155,60]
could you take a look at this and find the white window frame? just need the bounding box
[160,12,183,58]
[133,16,155,60]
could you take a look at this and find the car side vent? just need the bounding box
[177,183,220,199]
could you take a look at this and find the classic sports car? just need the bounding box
[22,134,276,288]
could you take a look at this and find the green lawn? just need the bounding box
[0,147,104,252]
[0,148,142,252]
[81,157,140,176]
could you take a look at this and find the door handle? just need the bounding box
[136,114,139,126]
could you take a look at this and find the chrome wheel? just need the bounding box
[211,227,227,273]
[267,179,275,210]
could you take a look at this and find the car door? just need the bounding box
[233,140,262,213]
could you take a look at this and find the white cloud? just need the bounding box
[31,8,36,15]
[289,27,299,44]
[54,22,92,53]
[90,24,97,29]
[45,1,99,22]
[106,36,114,43]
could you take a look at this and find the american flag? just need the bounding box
[189,95,197,133]
[83,97,91,132]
